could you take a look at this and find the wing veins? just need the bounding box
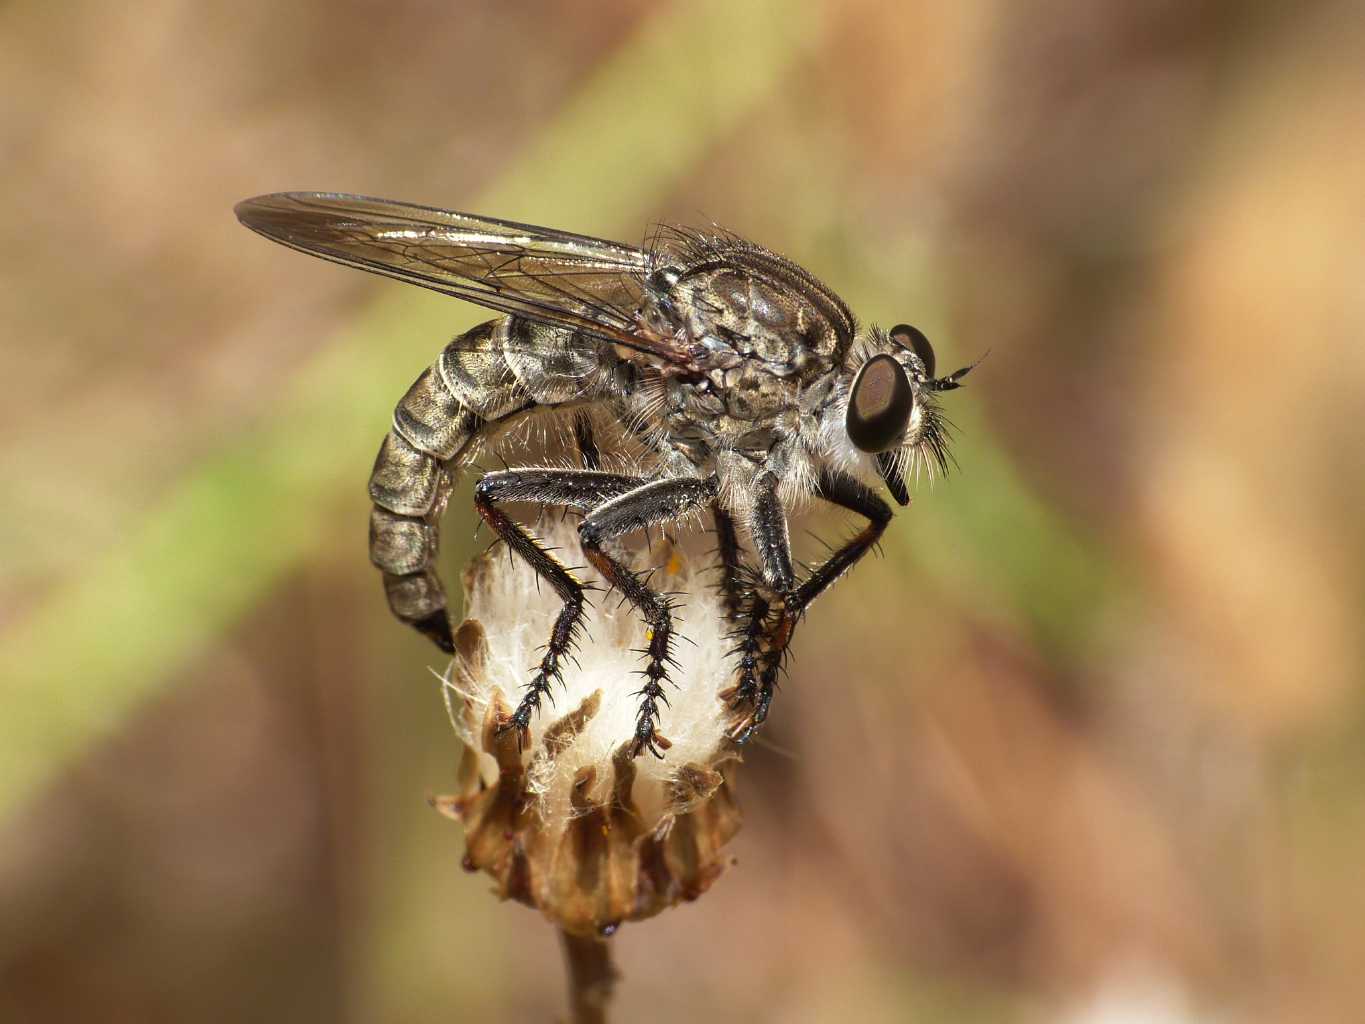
[236,191,694,368]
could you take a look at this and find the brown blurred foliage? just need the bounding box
[2,1,1363,1021]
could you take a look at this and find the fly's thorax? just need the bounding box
[714,362,794,421]
[645,370,798,468]
[667,262,845,381]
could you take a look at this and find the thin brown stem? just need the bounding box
[558,929,618,1024]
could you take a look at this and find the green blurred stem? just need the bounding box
[559,930,617,1024]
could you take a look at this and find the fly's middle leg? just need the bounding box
[725,471,791,735]
[473,469,644,741]
[710,505,748,624]
[711,504,771,719]
[729,469,892,743]
[572,412,601,470]
[578,476,720,758]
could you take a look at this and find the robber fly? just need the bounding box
[235,192,973,757]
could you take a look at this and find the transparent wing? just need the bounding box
[235,192,692,367]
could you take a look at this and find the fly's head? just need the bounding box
[839,324,977,505]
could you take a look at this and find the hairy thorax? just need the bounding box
[645,258,850,470]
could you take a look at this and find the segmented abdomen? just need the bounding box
[367,316,605,649]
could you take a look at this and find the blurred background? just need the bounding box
[2,1,1363,1020]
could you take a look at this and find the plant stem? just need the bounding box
[558,929,618,1024]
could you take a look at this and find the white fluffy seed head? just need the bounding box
[444,522,735,822]
[436,518,744,935]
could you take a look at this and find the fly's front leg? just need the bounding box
[790,471,893,617]
[731,469,892,743]
[474,469,643,741]
[578,476,720,758]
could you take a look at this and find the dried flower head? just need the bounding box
[434,520,743,937]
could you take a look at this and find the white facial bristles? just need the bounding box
[435,517,744,936]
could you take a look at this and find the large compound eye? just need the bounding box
[847,353,914,453]
[890,323,935,379]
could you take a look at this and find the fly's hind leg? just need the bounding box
[473,469,643,740]
[578,476,720,758]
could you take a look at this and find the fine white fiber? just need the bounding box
[443,518,737,830]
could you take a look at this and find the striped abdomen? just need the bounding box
[367,316,606,650]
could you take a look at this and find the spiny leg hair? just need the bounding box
[474,468,644,741]
[578,475,720,758]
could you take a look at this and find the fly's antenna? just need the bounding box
[924,351,988,393]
